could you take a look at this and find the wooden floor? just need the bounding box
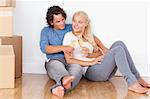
[0,74,150,99]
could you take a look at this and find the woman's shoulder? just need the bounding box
[64,31,74,37]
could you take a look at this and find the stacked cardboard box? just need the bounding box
[0,45,15,88]
[0,35,22,78]
[0,0,22,80]
[0,7,13,36]
[0,0,23,89]
[0,0,15,7]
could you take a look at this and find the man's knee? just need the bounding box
[68,64,83,75]
[46,60,64,70]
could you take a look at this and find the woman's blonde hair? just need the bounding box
[73,11,98,50]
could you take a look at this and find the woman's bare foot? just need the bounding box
[51,86,64,98]
[62,75,75,89]
[138,78,150,88]
[128,82,148,94]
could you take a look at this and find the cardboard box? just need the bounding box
[0,7,13,36]
[0,38,1,44]
[11,0,15,7]
[0,35,22,78]
[0,0,15,7]
[0,45,15,88]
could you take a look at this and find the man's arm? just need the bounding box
[40,28,73,54]
[45,45,73,54]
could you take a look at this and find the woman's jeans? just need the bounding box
[85,41,141,86]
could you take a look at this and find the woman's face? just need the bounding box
[72,14,87,35]
[51,14,65,30]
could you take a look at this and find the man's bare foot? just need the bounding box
[146,89,150,95]
[52,86,64,98]
[128,82,148,94]
[138,78,150,88]
[62,75,75,89]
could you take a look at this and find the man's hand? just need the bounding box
[62,46,74,56]
[62,46,74,52]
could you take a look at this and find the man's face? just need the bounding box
[51,14,66,30]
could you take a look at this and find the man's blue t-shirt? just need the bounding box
[40,24,72,59]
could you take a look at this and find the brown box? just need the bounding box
[0,7,13,36]
[0,35,22,78]
[0,38,1,44]
[0,0,15,7]
[0,45,15,88]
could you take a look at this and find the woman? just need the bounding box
[63,11,150,95]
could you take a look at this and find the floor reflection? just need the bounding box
[0,74,149,99]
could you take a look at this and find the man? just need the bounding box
[40,6,77,97]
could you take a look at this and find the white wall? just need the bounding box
[13,0,150,77]
[148,2,150,77]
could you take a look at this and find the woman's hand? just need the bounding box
[103,48,109,54]
[90,55,104,65]
[82,47,89,55]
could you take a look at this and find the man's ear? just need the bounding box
[50,22,54,25]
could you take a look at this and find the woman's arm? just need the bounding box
[94,36,109,54]
[64,51,102,67]
[87,36,108,58]
[81,47,102,58]
[87,50,103,58]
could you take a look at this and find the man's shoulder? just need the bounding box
[65,24,72,31]
[41,26,52,32]
[65,24,72,27]
[41,26,54,35]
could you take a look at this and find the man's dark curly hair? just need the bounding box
[46,6,67,28]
